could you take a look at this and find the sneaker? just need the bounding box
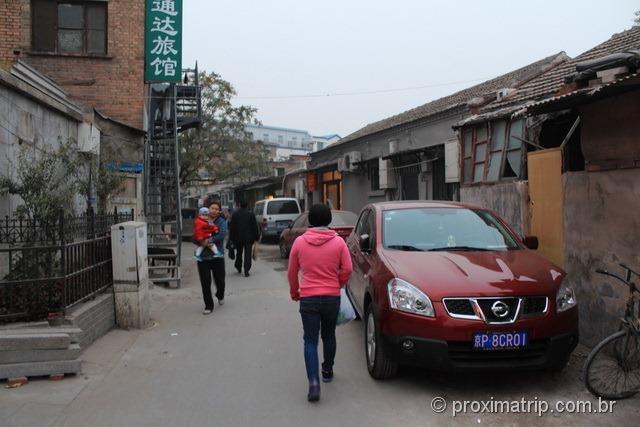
[202,309,212,315]
[321,369,333,383]
[307,384,320,402]
[244,272,250,277]
[218,298,225,306]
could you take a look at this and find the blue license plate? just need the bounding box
[473,332,528,350]
[276,221,289,230]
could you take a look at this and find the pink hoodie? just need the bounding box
[288,228,353,299]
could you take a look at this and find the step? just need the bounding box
[0,321,50,330]
[0,358,81,380]
[148,243,178,248]
[0,333,71,351]
[148,254,178,260]
[0,344,81,365]
[0,328,82,344]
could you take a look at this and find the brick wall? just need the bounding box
[0,1,24,65]
[2,0,145,130]
[65,290,116,351]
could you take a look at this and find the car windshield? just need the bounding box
[382,207,521,251]
[330,211,358,226]
[267,200,299,214]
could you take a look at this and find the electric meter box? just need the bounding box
[111,221,149,328]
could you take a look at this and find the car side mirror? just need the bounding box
[523,236,539,250]
[359,234,371,253]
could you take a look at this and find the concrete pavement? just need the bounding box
[1,243,638,427]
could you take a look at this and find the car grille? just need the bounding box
[448,339,549,368]
[444,299,475,316]
[443,296,547,323]
[476,298,520,323]
[521,296,548,316]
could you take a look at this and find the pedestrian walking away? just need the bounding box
[196,201,228,314]
[287,203,353,402]
[229,200,260,277]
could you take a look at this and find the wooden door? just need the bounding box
[527,148,564,267]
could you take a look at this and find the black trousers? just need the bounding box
[197,258,226,310]
[234,242,253,274]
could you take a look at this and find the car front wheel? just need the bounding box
[365,305,398,379]
[279,239,289,258]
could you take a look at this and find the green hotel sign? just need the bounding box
[145,0,183,82]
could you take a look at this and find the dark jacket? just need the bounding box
[229,208,260,244]
[199,214,227,260]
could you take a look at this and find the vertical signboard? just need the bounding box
[145,0,183,82]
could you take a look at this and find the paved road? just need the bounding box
[1,243,638,427]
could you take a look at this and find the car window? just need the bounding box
[292,213,308,228]
[366,210,376,247]
[254,202,264,215]
[382,207,521,251]
[354,209,370,236]
[330,211,358,226]
[267,200,299,214]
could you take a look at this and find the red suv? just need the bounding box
[346,201,579,379]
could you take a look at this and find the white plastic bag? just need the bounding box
[336,288,356,326]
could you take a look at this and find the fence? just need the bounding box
[0,208,134,323]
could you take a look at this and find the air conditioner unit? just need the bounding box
[337,151,362,172]
[379,158,396,189]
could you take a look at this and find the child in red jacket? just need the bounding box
[193,207,219,259]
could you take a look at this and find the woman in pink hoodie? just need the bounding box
[288,203,353,402]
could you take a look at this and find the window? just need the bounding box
[275,167,285,177]
[278,135,283,144]
[462,120,524,184]
[382,208,520,251]
[370,160,380,191]
[267,200,299,215]
[316,142,324,150]
[32,1,107,55]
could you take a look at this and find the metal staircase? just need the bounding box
[145,65,201,287]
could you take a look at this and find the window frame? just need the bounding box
[32,0,108,56]
[461,120,525,185]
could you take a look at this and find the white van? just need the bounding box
[254,198,301,241]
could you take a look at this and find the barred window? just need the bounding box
[32,1,107,55]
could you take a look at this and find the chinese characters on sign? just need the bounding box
[145,0,182,82]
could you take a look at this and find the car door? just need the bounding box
[287,213,308,249]
[347,209,372,316]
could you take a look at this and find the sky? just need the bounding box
[183,1,639,138]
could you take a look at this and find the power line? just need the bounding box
[235,77,495,100]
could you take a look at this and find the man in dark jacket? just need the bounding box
[229,200,260,276]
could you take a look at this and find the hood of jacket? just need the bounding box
[303,228,338,246]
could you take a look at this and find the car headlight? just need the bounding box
[387,278,435,317]
[556,285,577,312]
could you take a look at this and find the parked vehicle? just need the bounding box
[253,198,301,242]
[584,263,639,400]
[346,201,579,379]
[279,209,358,258]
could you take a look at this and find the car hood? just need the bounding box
[380,249,564,301]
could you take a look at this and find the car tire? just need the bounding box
[365,305,398,380]
[279,239,289,259]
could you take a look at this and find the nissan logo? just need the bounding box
[491,301,510,318]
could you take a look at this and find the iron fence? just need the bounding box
[0,208,134,323]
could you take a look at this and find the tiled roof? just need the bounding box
[329,52,568,148]
[481,26,640,113]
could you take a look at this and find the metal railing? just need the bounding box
[0,208,133,323]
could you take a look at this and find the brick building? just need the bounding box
[2,0,145,129]
[0,0,147,215]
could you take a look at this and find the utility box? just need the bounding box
[111,221,149,329]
